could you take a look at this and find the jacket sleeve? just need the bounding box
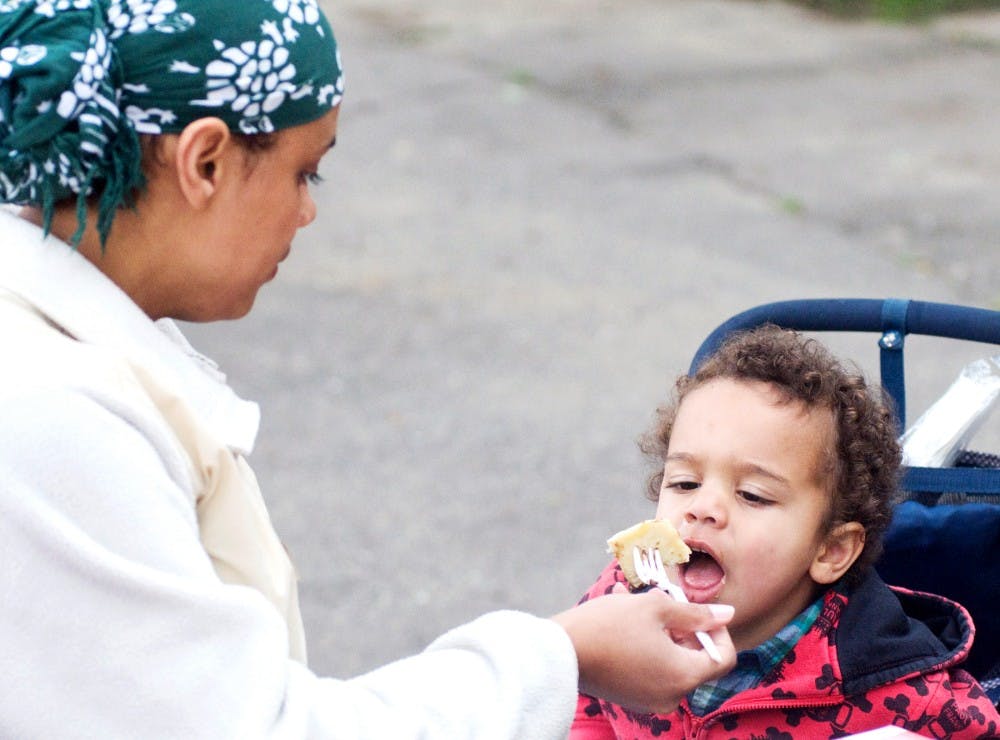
[0,388,578,740]
[577,559,629,604]
[906,667,1000,738]
[569,693,616,740]
[564,564,630,739]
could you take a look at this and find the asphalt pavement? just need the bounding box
[184,0,1000,678]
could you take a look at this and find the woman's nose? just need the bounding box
[300,191,317,227]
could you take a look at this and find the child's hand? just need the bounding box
[552,588,735,714]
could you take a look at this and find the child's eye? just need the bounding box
[739,490,773,506]
[664,480,699,492]
[300,171,324,186]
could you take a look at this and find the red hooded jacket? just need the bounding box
[570,562,999,739]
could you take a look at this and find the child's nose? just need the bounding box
[683,485,727,528]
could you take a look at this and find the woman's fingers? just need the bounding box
[552,589,735,714]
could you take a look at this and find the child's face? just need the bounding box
[654,377,840,651]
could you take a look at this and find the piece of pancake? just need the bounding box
[606,519,691,588]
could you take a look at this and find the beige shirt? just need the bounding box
[0,211,306,660]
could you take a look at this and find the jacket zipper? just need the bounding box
[685,695,847,736]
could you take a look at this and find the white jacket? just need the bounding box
[0,211,577,739]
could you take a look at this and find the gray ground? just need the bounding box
[183,0,1000,678]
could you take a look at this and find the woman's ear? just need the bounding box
[174,117,231,208]
[810,522,865,585]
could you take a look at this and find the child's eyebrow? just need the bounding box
[665,452,695,464]
[741,463,790,486]
[666,454,790,486]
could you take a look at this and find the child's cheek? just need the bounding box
[740,536,786,580]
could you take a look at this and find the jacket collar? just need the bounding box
[0,209,260,455]
[709,570,976,708]
[837,569,974,696]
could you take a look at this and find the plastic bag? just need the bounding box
[900,355,1000,467]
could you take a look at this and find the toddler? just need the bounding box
[571,325,998,739]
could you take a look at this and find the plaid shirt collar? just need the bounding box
[687,596,824,716]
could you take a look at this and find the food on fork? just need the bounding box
[606,519,691,588]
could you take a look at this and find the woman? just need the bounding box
[0,1,735,737]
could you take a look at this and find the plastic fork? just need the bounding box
[633,546,723,663]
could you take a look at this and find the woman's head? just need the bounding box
[642,325,902,585]
[121,105,339,322]
[0,0,344,243]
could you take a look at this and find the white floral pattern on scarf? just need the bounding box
[192,20,304,134]
[271,0,320,30]
[2,0,339,135]
[58,28,112,120]
[0,0,342,241]
[107,1,193,39]
[0,0,90,14]
[0,43,46,79]
[33,0,91,17]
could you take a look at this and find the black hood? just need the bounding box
[837,570,974,697]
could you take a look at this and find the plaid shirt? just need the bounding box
[687,597,823,716]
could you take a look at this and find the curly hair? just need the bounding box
[641,325,902,586]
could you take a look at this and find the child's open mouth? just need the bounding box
[681,548,726,603]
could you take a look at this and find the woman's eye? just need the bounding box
[301,171,324,186]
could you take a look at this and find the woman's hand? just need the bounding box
[552,587,735,714]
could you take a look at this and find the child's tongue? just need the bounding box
[682,553,725,595]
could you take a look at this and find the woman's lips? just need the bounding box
[268,247,292,280]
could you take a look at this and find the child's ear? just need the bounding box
[173,117,231,208]
[810,522,865,585]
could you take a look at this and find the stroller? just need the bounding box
[689,298,1000,706]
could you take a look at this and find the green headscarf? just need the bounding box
[0,0,344,244]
